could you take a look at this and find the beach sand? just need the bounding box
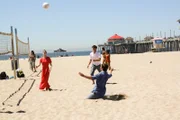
[0,52,180,120]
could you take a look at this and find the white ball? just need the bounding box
[42,2,50,9]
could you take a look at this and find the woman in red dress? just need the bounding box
[36,50,52,91]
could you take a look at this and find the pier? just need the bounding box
[98,39,180,54]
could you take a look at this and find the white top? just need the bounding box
[90,52,101,66]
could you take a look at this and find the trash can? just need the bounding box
[11,60,18,70]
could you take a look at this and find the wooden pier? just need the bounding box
[98,39,180,54]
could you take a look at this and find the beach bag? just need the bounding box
[17,71,25,78]
[0,72,9,80]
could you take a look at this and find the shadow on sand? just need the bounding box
[106,82,117,85]
[16,110,26,113]
[0,111,14,114]
[49,88,67,91]
[0,110,26,114]
[103,94,127,101]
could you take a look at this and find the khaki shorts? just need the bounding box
[30,61,35,70]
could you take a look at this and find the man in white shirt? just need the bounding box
[87,45,101,76]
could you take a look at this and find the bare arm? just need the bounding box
[36,61,41,68]
[93,58,101,62]
[49,63,52,71]
[93,53,101,62]
[79,72,93,80]
[109,68,114,74]
[87,59,92,68]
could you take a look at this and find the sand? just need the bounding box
[0,52,180,120]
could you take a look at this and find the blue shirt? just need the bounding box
[92,71,112,97]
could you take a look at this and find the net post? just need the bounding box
[15,28,19,68]
[28,37,30,53]
[11,26,16,79]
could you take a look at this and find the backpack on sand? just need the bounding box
[17,71,25,78]
[0,72,9,80]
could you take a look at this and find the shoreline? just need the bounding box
[0,51,92,61]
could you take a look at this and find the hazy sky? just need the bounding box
[0,0,180,52]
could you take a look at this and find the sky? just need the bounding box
[0,0,180,52]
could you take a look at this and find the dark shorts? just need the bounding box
[90,64,101,76]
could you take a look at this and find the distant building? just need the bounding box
[126,37,134,43]
[107,34,125,45]
[98,34,125,53]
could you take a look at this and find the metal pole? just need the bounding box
[10,26,16,79]
[15,28,19,68]
[28,37,30,53]
[164,32,166,39]
[170,30,172,37]
[152,33,154,37]
[160,31,162,38]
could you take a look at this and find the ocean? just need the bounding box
[0,51,92,60]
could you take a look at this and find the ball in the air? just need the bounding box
[42,2,50,9]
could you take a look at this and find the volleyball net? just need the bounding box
[15,28,30,56]
[0,27,17,79]
[16,37,30,55]
[0,31,13,55]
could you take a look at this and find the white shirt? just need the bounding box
[90,52,101,66]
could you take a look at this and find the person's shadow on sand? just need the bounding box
[49,89,67,91]
[106,82,117,85]
[103,94,127,101]
[0,110,26,114]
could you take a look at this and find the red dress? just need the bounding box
[39,57,52,90]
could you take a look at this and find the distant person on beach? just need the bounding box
[28,50,37,72]
[9,56,12,60]
[79,64,113,99]
[87,45,101,77]
[102,51,106,64]
[105,50,111,70]
[102,47,105,54]
[36,50,52,91]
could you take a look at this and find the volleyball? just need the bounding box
[42,2,50,9]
